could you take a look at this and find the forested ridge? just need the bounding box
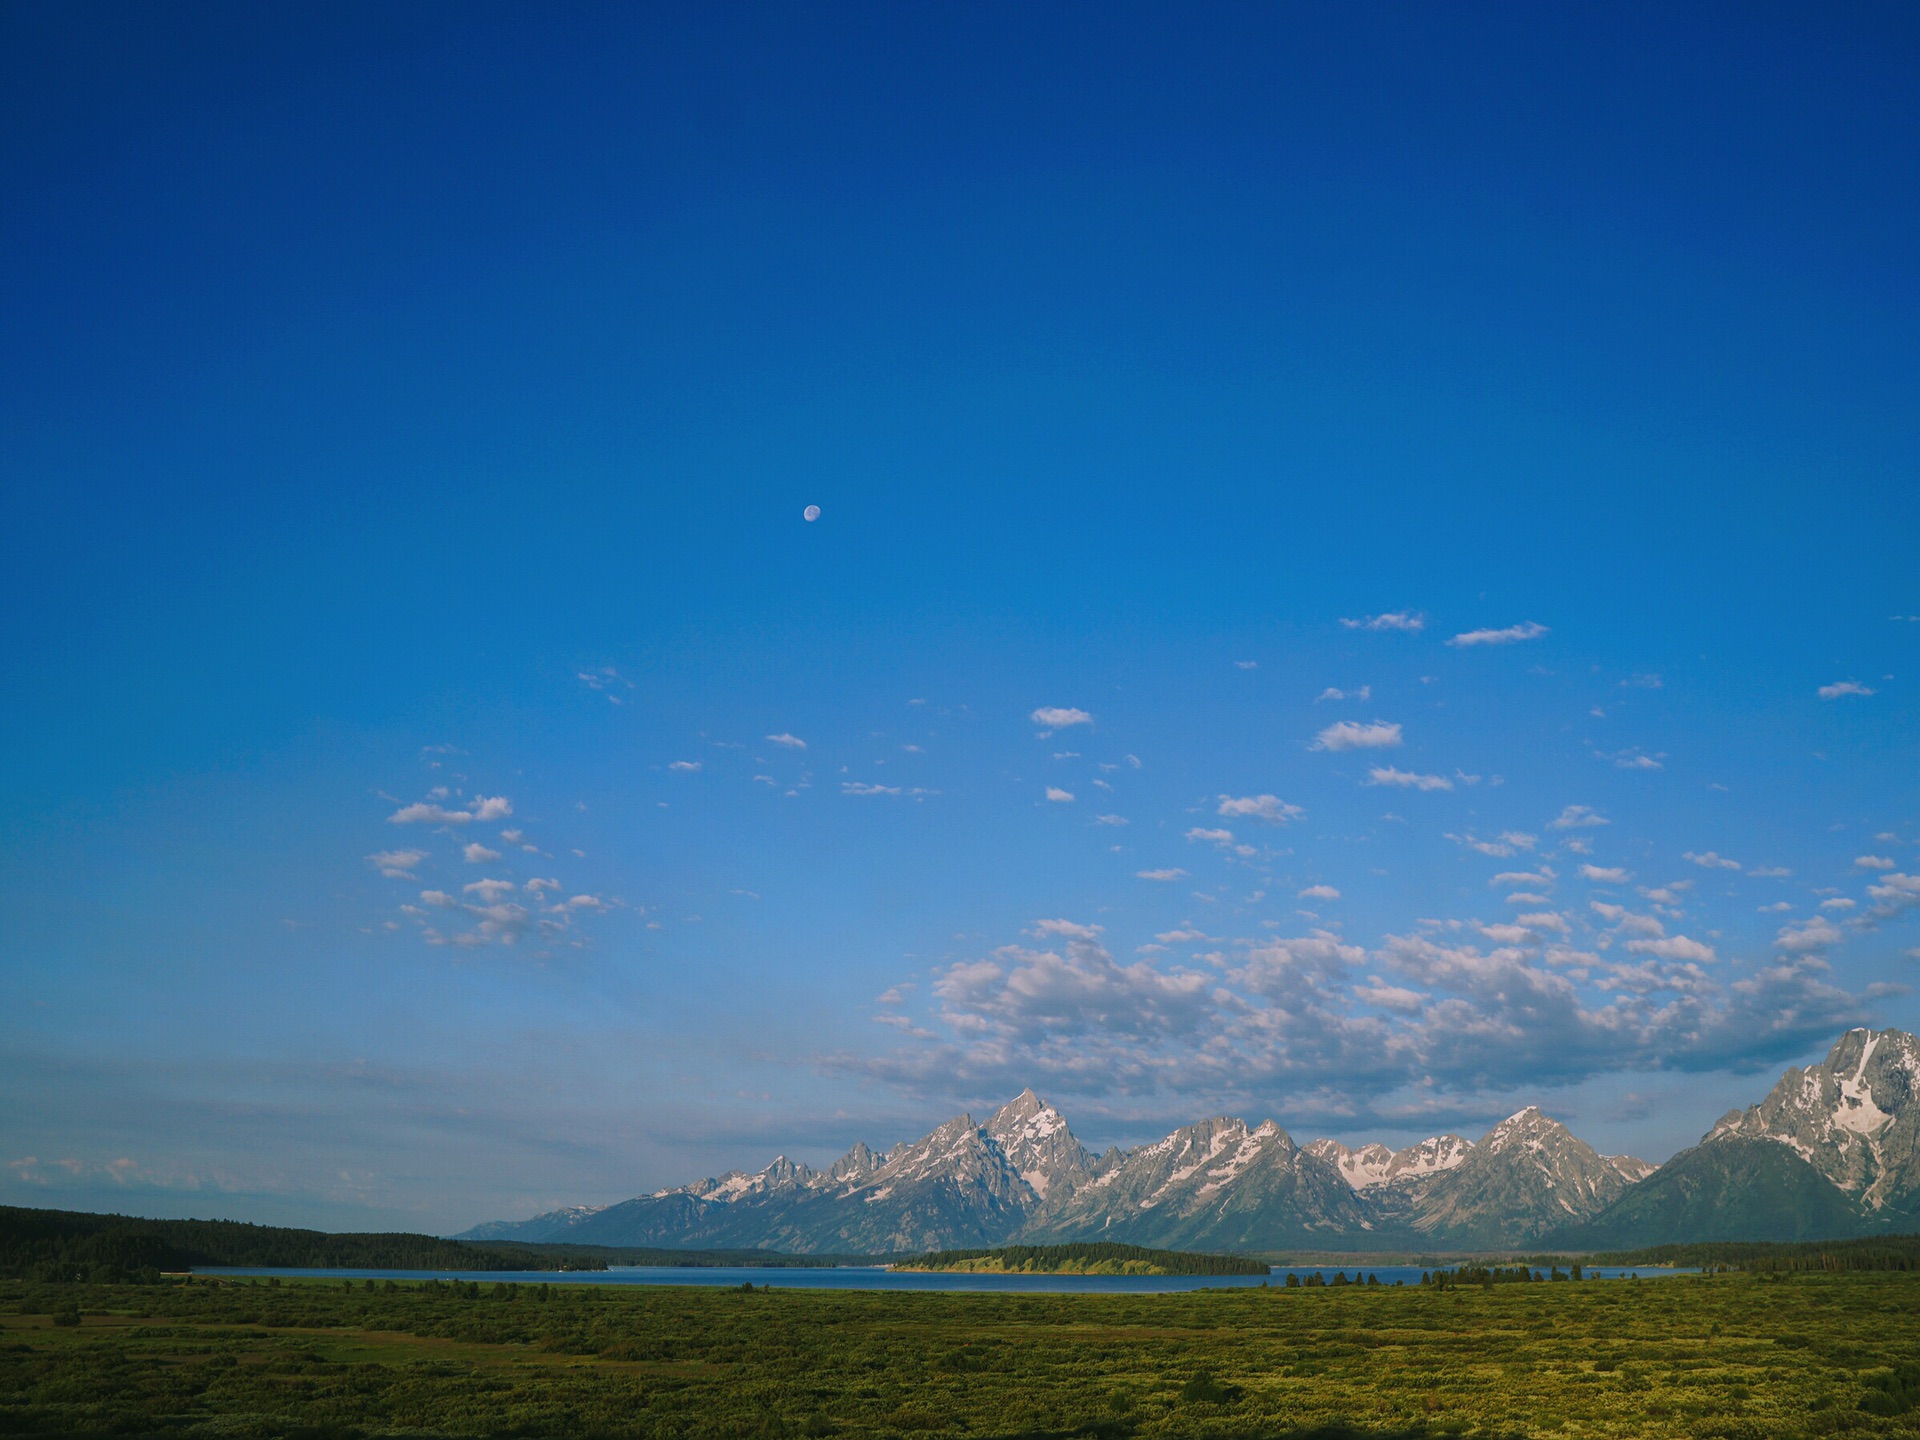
[0,1206,600,1281]
[1591,1232,1920,1273]
[0,1206,901,1282]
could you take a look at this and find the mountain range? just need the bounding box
[460,1027,1920,1254]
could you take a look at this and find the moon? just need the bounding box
[803,504,821,522]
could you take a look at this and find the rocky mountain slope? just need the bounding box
[1556,1028,1920,1249]
[460,1027,1919,1254]
[1020,1117,1370,1249]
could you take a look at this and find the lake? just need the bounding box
[199,1263,1683,1293]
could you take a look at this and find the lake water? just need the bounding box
[199,1263,1683,1294]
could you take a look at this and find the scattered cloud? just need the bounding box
[1235,660,1258,670]
[1366,766,1451,791]
[1094,814,1128,826]
[1625,934,1716,963]
[1447,621,1548,648]
[1599,748,1664,771]
[849,916,1867,1122]
[842,782,902,796]
[366,849,427,879]
[1299,885,1341,901]
[1749,866,1792,879]
[1549,805,1608,830]
[1217,794,1304,824]
[668,760,702,773]
[461,843,501,864]
[1316,685,1372,703]
[577,666,633,701]
[1490,869,1555,889]
[1045,787,1075,803]
[766,733,807,749]
[1580,865,1631,884]
[1866,873,1920,921]
[1311,720,1403,752]
[1817,681,1875,700]
[1135,868,1189,882]
[1450,833,1516,858]
[1340,612,1425,633]
[1620,673,1663,689]
[1030,707,1093,729]
[1856,855,1896,871]
[1776,917,1844,953]
[1684,851,1742,871]
[1185,828,1235,845]
[462,879,518,903]
[1033,918,1104,941]
[387,795,512,825]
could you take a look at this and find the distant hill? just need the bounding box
[0,1206,893,1282]
[0,1206,601,1281]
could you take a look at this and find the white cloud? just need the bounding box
[1776,917,1844,953]
[1600,749,1664,771]
[1033,918,1102,941]
[1866,873,1920,921]
[1684,851,1741,871]
[842,782,902,796]
[1515,912,1571,935]
[388,795,512,826]
[1626,935,1715,963]
[1621,673,1663,689]
[1591,902,1665,938]
[1447,621,1548,648]
[1749,866,1792,879]
[1236,660,1258,670]
[1094,814,1128,826]
[1817,681,1875,700]
[1856,855,1896,870]
[1312,720,1403,751]
[463,879,518,903]
[1366,766,1452,791]
[766,733,807,749]
[848,918,1869,1126]
[1030,707,1093,728]
[462,843,501,864]
[1490,869,1555,889]
[1136,868,1188,882]
[1449,833,1518,858]
[1045,787,1075,803]
[525,878,561,893]
[418,889,458,908]
[1581,865,1631,884]
[1185,827,1235,845]
[1822,898,1857,911]
[1217,794,1304,824]
[1340,612,1425,633]
[1298,885,1341,901]
[668,760,702,773]
[1549,805,1608,830]
[1316,685,1371,703]
[367,849,427,879]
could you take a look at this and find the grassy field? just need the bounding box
[2,1271,1915,1439]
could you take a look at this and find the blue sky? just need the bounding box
[3,3,1917,1232]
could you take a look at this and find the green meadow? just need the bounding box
[3,1272,1916,1439]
